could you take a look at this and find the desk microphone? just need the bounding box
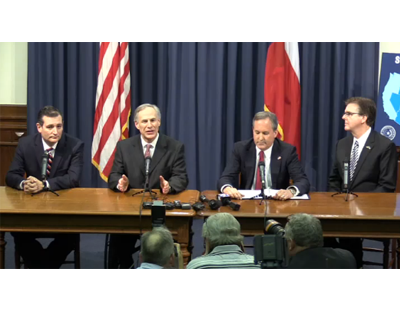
[343,157,349,191]
[41,151,49,180]
[145,155,151,177]
[258,161,266,190]
[199,195,221,210]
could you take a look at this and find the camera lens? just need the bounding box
[265,220,285,237]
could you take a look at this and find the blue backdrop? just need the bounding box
[27,42,379,191]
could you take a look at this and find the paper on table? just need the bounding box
[238,189,310,200]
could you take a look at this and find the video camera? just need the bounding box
[253,219,289,269]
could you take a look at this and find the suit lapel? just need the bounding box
[35,134,44,169]
[50,134,66,177]
[131,135,146,176]
[350,130,375,187]
[150,134,167,174]
[245,141,256,189]
[270,139,282,188]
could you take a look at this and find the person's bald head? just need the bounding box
[140,227,174,267]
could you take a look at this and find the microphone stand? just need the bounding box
[132,174,157,199]
[31,178,59,197]
[331,187,358,201]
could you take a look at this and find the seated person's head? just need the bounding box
[284,213,323,257]
[140,227,175,268]
[203,213,244,254]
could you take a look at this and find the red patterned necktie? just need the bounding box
[144,144,153,158]
[255,151,265,189]
[46,147,54,177]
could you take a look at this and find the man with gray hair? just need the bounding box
[187,213,260,269]
[218,111,309,201]
[107,103,188,268]
[285,213,356,269]
[137,227,175,269]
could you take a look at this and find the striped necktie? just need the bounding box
[46,147,54,177]
[350,141,359,181]
[144,144,153,158]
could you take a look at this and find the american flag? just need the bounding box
[91,42,131,182]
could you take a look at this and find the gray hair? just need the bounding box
[140,227,174,266]
[202,213,244,249]
[285,213,324,248]
[134,103,161,122]
[252,111,279,131]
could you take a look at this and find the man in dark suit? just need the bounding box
[218,111,310,200]
[6,106,84,268]
[286,213,356,269]
[328,97,398,267]
[107,103,188,268]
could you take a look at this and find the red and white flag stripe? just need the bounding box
[264,42,301,157]
[92,42,131,182]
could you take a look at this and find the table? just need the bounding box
[0,187,199,268]
[200,191,400,238]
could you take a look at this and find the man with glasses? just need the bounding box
[328,97,398,267]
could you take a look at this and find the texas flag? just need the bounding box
[264,42,301,158]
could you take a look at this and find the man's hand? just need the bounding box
[159,176,171,194]
[273,189,293,201]
[117,174,129,192]
[223,186,245,200]
[24,176,44,194]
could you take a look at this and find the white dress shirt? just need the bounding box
[251,145,273,190]
[351,127,371,160]
[140,133,159,157]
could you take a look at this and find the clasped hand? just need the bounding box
[23,176,44,194]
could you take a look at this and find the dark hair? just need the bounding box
[37,106,63,126]
[345,97,376,127]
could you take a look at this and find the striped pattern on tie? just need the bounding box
[46,147,54,177]
[349,141,359,181]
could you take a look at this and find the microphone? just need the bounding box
[343,157,349,191]
[258,161,266,190]
[199,195,221,210]
[41,151,49,180]
[145,155,151,177]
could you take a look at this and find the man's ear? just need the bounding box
[288,239,295,251]
[36,123,42,133]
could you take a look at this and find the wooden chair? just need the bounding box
[15,235,81,269]
[174,243,184,269]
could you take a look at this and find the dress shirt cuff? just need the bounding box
[287,185,300,197]
[19,180,26,190]
[46,180,50,189]
[221,184,233,193]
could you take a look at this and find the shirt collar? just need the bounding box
[141,133,159,149]
[138,262,163,269]
[42,138,58,152]
[209,244,244,255]
[255,143,273,159]
[354,127,371,145]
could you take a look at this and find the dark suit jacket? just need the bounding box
[108,134,188,193]
[329,130,398,193]
[288,247,357,269]
[217,138,310,195]
[6,133,84,191]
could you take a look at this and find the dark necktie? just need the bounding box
[46,147,54,177]
[255,151,265,190]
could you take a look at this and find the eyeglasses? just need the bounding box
[343,111,362,117]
